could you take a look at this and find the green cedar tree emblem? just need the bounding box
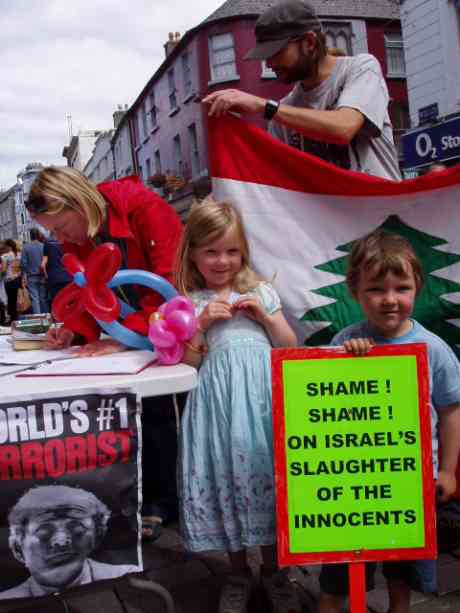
[302,215,460,356]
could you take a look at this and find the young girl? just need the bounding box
[176,197,300,613]
[318,230,460,613]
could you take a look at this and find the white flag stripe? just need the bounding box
[213,176,460,342]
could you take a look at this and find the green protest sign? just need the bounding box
[272,345,436,566]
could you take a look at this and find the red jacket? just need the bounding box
[63,176,182,342]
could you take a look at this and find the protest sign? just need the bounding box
[0,386,141,599]
[272,344,436,567]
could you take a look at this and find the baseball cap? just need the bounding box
[244,0,322,61]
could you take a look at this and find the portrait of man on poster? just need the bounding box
[0,485,139,599]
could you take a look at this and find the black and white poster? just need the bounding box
[0,386,142,599]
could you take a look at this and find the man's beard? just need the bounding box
[275,49,319,84]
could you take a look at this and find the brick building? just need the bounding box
[110,0,407,215]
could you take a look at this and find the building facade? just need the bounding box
[83,130,115,184]
[108,0,407,217]
[15,163,45,242]
[0,187,17,241]
[62,130,101,171]
[400,0,460,172]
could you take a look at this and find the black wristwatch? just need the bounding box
[263,99,280,120]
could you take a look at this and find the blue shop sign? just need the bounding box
[402,116,460,169]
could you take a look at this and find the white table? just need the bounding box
[1,361,197,400]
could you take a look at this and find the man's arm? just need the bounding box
[202,89,364,145]
[437,403,460,503]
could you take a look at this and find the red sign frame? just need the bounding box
[271,344,436,567]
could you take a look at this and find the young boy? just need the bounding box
[318,230,460,613]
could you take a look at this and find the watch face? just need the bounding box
[264,100,279,120]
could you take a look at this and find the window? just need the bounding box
[182,52,192,97]
[142,103,149,139]
[323,22,352,55]
[188,123,200,177]
[145,157,152,180]
[385,33,406,77]
[168,69,178,110]
[173,135,182,175]
[261,60,276,79]
[209,33,238,82]
[390,101,410,158]
[154,150,162,174]
[149,91,158,130]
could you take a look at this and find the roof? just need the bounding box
[203,0,400,23]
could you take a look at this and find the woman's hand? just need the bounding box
[74,339,127,357]
[199,300,233,331]
[46,326,75,350]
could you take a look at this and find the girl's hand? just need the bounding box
[199,300,233,331]
[233,297,267,325]
[74,339,126,357]
[343,338,375,356]
[46,326,75,350]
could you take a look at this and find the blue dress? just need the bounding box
[178,283,281,552]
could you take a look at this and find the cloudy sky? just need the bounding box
[0,0,221,190]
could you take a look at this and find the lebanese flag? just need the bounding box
[208,116,460,356]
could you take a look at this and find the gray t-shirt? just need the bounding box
[269,54,401,181]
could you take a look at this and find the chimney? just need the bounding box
[164,31,181,57]
[113,104,127,129]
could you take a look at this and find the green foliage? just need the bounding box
[302,215,460,355]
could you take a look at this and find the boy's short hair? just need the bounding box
[346,230,424,297]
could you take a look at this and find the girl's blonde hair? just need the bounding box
[347,230,424,297]
[28,166,107,237]
[175,196,262,294]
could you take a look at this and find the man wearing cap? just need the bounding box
[203,0,401,181]
[0,486,139,598]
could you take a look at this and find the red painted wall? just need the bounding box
[197,17,293,150]
[199,18,409,154]
[366,21,408,124]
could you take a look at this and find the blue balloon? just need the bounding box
[95,269,178,350]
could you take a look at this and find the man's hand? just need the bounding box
[202,89,265,118]
[437,470,458,504]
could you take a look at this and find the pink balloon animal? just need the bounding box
[148,296,197,365]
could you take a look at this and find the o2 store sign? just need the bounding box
[403,117,460,168]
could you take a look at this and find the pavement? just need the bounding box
[140,523,460,612]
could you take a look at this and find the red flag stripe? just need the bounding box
[209,116,460,197]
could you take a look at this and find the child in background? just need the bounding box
[318,230,460,613]
[176,197,299,613]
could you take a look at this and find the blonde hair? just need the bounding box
[175,196,262,295]
[28,166,107,237]
[347,230,424,297]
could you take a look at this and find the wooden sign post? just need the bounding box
[271,344,436,612]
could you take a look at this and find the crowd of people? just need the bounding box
[0,230,70,325]
[2,2,459,612]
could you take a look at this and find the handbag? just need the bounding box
[16,287,32,314]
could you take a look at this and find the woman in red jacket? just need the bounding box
[26,165,185,541]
